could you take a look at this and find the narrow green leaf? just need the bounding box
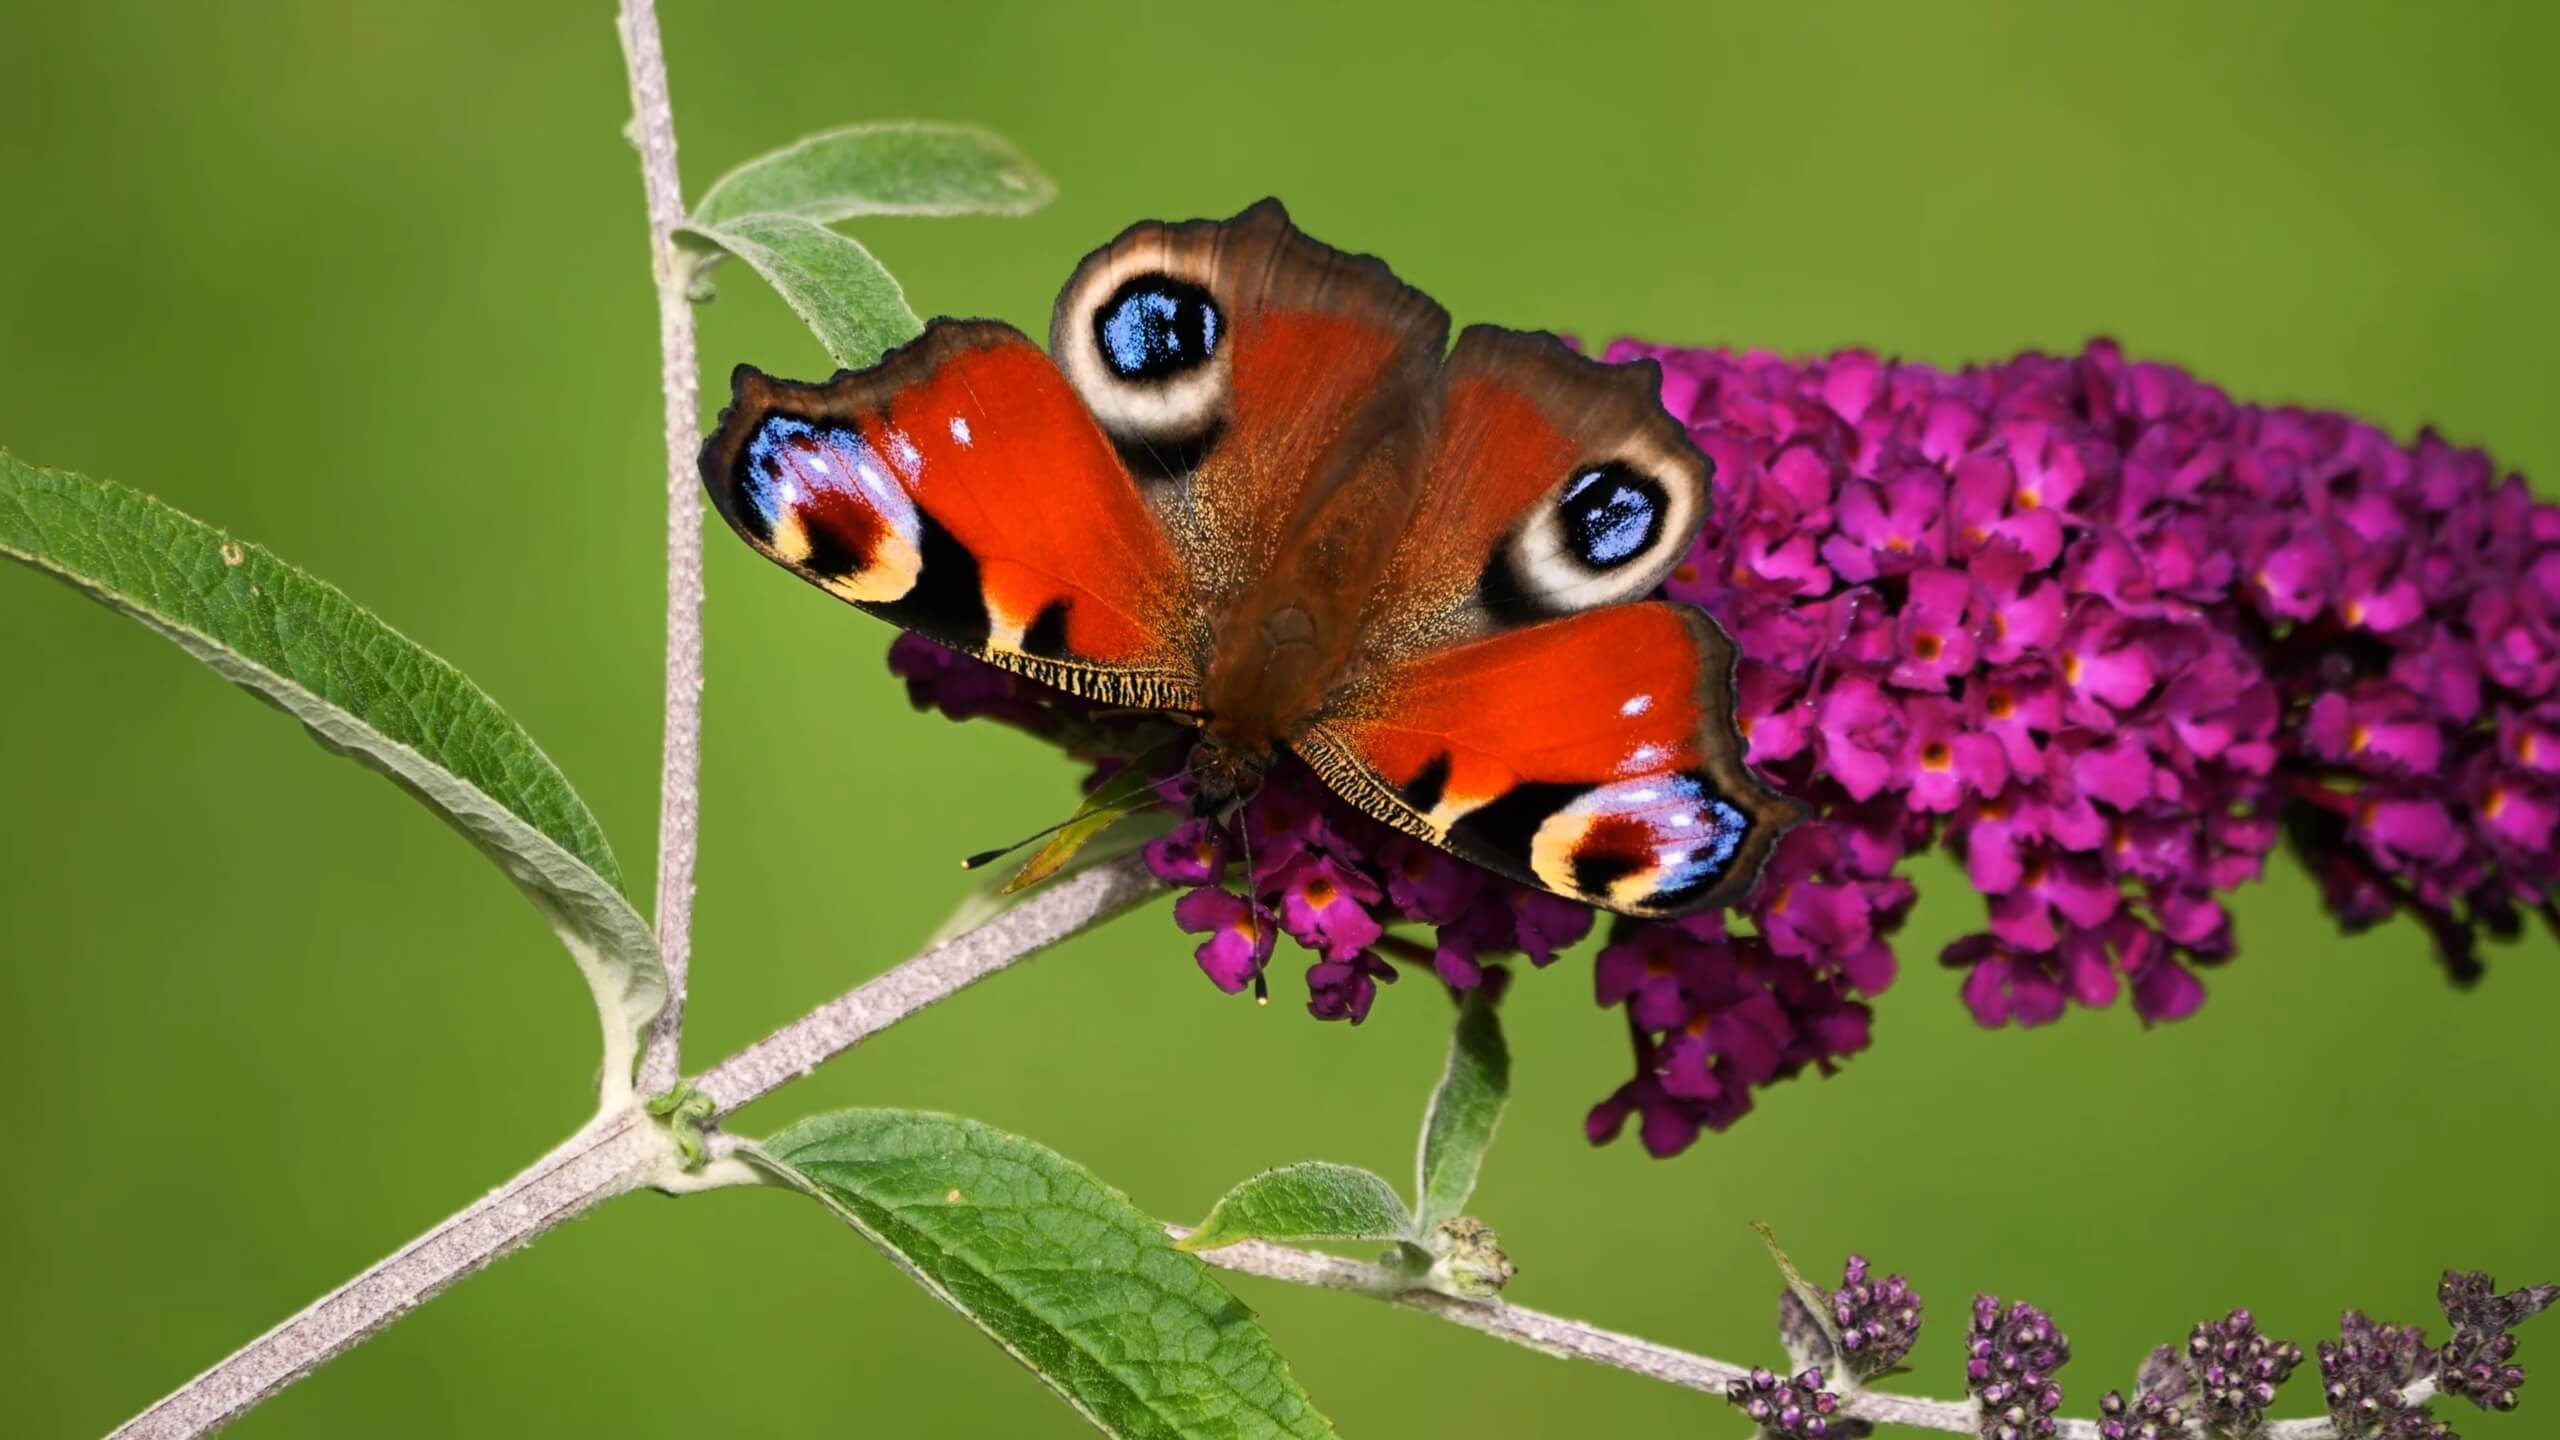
[1752,1221,1845,1361]
[1176,1162,1415,1254]
[1003,739,1183,896]
[925,810,1173,948]
[0,454,665,1082]
[690,121,1055,231]
[1415,991,1510,1228]
[755,1110,1337,1440]
[682,213,923,371]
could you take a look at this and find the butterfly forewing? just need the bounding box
[699,322,1202,710]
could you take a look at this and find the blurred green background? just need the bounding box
[3,2,2553,1436]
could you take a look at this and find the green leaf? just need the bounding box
[928,808,1175,948]
[690,121,1055,231]
[755,1110,1337,1440]
[0,454,665,1084]
[1414,991,1509,1228]
[680,213,924,371]
[1176,1162,1415,1254]
[1752,1221,1844,1362]
[1002,738,1184,896]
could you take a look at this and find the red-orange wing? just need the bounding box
[699,321,1201,710]
[1365,325,1714,653]
[1298,603,1802,917]
[1046,199,1449,609]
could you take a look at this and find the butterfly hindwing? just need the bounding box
[1299,603,1800,917]
[700,321,1202,710]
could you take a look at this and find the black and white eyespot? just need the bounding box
[1053,249,1231,453]
[1484,439,1707,621]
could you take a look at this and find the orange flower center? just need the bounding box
[1986,689,2017,720]
[2349,724,2372,753]
[2485,788,2510,820]
[1912,632,1944,661]
[1302,875,1337,910]
[2017,487,2042,510]
[2062,651,2085,685]
[1921,740,1954,771]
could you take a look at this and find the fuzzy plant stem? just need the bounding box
[100,857,1164,1440]
[620,0,705,1098]
[1180,1232,2376,1440]
[103,851,2389,1440]
[103,1108,662,1440]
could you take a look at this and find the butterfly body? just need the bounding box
[702,200,1803,916]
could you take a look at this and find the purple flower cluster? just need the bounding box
[1607,336,2560,1029]
[2435,1268,2554,1413]
[1724,1365,1854,1439]
[2320,1311,2445,1440]
[1966,1295,2069,1440]
[1778,1253,1922,1380]
[2180,1307,2304,1434]
[887,335,2558,1157]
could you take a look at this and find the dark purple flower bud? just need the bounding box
[1725,1364,1866,1439]
[1966,1295,2070,1439]
[2435,1269,2557,1413]
[2096,1383,2183,1440]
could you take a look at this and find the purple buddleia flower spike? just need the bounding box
[1965,1295,2069,1440]
[2435,1269,2556,1413]
[889,333,2560,1155]
[2181,1307,2304,1435]
[2320,1311,2450,1440]
[1824,1254,1922,1379]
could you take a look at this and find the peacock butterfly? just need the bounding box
[699,199,1804,917]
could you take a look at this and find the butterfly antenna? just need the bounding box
[962,756,1182,871]
[958,817,1076,871]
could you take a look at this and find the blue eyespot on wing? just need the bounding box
[1095,277,1222,381]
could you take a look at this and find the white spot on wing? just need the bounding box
[948,415,974,447]
[1621,694,1653,717]
[886,428,923,476]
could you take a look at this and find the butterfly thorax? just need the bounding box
[1198,594,1351,763]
